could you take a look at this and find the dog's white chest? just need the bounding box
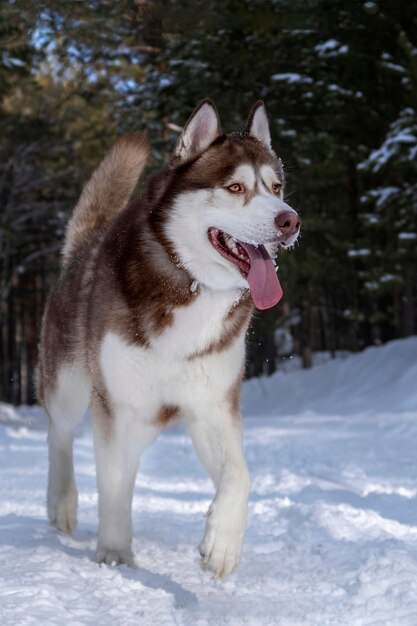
[100,287,246,417]
[151,285,243,358]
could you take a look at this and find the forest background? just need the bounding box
[1,0,416,404]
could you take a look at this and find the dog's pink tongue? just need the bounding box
[240,243,283,310]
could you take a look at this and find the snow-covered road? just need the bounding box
[1,338,417,625]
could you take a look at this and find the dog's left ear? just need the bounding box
[174,99,221,163]
[245,101,272,148]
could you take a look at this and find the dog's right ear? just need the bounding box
[173,99,221,163]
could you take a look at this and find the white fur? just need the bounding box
[165,190,249,290]
[151,285,244,357]
[47,365,91,533]
[232,164,256,190]
[94,406,160,567]
[100,332,244,424]
[188,403,249,579]
[260,164,283,192]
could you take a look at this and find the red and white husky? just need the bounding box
[37,100,301,579]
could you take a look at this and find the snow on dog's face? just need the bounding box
[155,100,301,310]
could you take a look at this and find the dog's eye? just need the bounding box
[272,182,282,194]
[227,183,245,194]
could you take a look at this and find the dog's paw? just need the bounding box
[48,489,78,534]
[95,546,137,568]
[199,509,245,579]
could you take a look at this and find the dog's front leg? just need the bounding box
[93,402,160,567]
[187,407,250,579]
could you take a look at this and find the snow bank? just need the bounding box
[243,337,417,416]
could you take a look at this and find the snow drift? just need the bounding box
[243,336,417,416]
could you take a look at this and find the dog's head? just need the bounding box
[149,100,301,310]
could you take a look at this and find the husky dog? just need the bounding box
[37,100,301,579]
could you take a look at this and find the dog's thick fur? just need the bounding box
[37,100,300,578]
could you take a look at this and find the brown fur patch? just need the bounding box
[97,202,196,344]
[36,232,102,404]
[156,404,180,426]
[227,371,243,419]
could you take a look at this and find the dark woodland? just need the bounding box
[1,0,416,404]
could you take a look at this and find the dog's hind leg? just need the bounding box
[46,364,91,533]
[92,402,161,567]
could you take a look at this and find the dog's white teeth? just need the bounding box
[221,233,249,263]
[224,235,238,254]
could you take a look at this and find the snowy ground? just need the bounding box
[1,337,417,625]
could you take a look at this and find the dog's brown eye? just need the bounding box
[272,182,282,194]
[227,183,245,194]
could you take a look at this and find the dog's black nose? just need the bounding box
[275,211,301,236]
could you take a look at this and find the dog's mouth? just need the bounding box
[208,227,283,310]
[208,228,251,277]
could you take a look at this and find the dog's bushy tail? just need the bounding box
[62,132,150,265]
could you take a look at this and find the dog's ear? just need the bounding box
[245,101,271,148]
[174,99,221,163]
